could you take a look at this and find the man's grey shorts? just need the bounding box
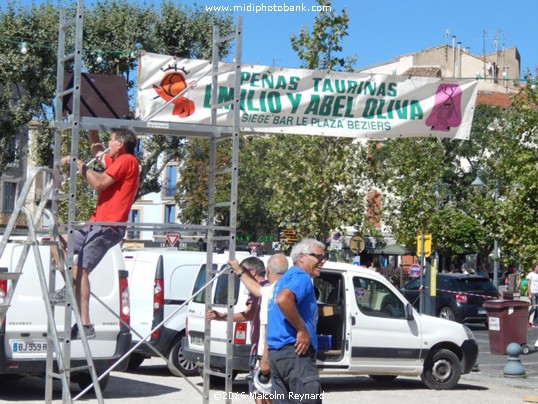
[73,225,125,271]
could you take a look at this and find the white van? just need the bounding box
[183,259,479,390]
[0,241,131,391]
[123,249,251,376]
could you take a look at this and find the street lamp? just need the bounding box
[472,174,499,287]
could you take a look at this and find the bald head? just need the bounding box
[267,254,288,283]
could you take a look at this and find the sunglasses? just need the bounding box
[307,253,326,262]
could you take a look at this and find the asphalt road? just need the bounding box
[2,325,538,403]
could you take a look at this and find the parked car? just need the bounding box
[400,273,499,325]
[184,260,479,390]
[0,241,131,392]
[123,249,251,376]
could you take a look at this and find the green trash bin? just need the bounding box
[483,299,530,355]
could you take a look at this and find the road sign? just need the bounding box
[349,235,365,254]
[416,234,432,257]
[166,233,180,247]
[409,263,421,277]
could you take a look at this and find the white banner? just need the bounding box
[136,52,478,140]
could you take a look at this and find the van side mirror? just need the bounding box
[405,303,414,320]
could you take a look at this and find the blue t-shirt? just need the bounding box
[267,265,318,351]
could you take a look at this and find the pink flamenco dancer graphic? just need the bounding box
[425,83,462,131]
[153,65,195,118]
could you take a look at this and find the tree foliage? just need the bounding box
[0,0,233,196]
[177,0,368,242]
[370,90,538,272]
[266,0,367,241]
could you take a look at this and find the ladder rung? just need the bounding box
[59,17,77,30]
[211,202,231,208]
[211,236,232,241]
[0,272,21,281]
[57,87,74,98]
[205,369,229,378]
[58,53,76,64]
[54,194,70,201]
[212,100,235,109]
[215,33,235,43]
[206,336,228,343]
[215,168,232,175]
[67,364,92,373]
[39,240,60,246]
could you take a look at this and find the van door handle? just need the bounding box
[351,316,356,326]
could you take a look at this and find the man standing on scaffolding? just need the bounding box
[56,128,139,340]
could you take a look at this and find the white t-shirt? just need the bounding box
[526,271,538,294]
[258,284,275,357]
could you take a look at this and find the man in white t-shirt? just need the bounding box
[527,263,538,326]
[229,254,289,404]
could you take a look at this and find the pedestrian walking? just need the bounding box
[527,263,538,326]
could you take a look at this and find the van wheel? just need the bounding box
[127,353,146,370]
[438,307,456,321]
[168,338,199,377]
[75,372,110,393]
[421,349,461,390]
[368,375,397,382]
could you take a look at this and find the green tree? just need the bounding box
[265,0,367,241]
[0,0,233,203]
[177,0,368,243]
[369,94,538,273]
[0,1,60,171]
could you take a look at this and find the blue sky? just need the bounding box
[11,0,538,79]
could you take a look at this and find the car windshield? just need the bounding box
[454,278,497,292]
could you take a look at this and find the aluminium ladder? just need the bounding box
[0,165,103,403]
[51,0,105,402]
[201,18,243,404]
[49,1,243,402]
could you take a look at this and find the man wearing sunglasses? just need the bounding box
[267,239,326,403]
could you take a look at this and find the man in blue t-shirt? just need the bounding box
[267,239,327,404]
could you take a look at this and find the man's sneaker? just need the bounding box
[71,323,96,340]
[50,286,66,304]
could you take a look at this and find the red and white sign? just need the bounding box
[409,264,421,278]
[166,233,181,246]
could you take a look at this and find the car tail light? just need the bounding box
[455,293,468,303]
[234,322,247,344]
[153,280,164,312]
[0,278,6,330]
[152,279,164,339]
[119,277,130,325]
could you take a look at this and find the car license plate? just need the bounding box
[192,336,203,345]
[478,308,487,315]
[12,340,48,353]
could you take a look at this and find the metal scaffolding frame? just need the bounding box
[1,1,242,403]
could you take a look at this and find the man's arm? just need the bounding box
[229,260,262,297]
[276,288,310,355]
[88,130,106,168]
[205,302,259,322]
[260,333,270,374]
[60,156,115,192]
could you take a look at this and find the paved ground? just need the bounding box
[2,325,538,403]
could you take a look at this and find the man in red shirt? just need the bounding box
[59,128,139,339]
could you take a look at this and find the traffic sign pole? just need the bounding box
[419,233,425,314]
